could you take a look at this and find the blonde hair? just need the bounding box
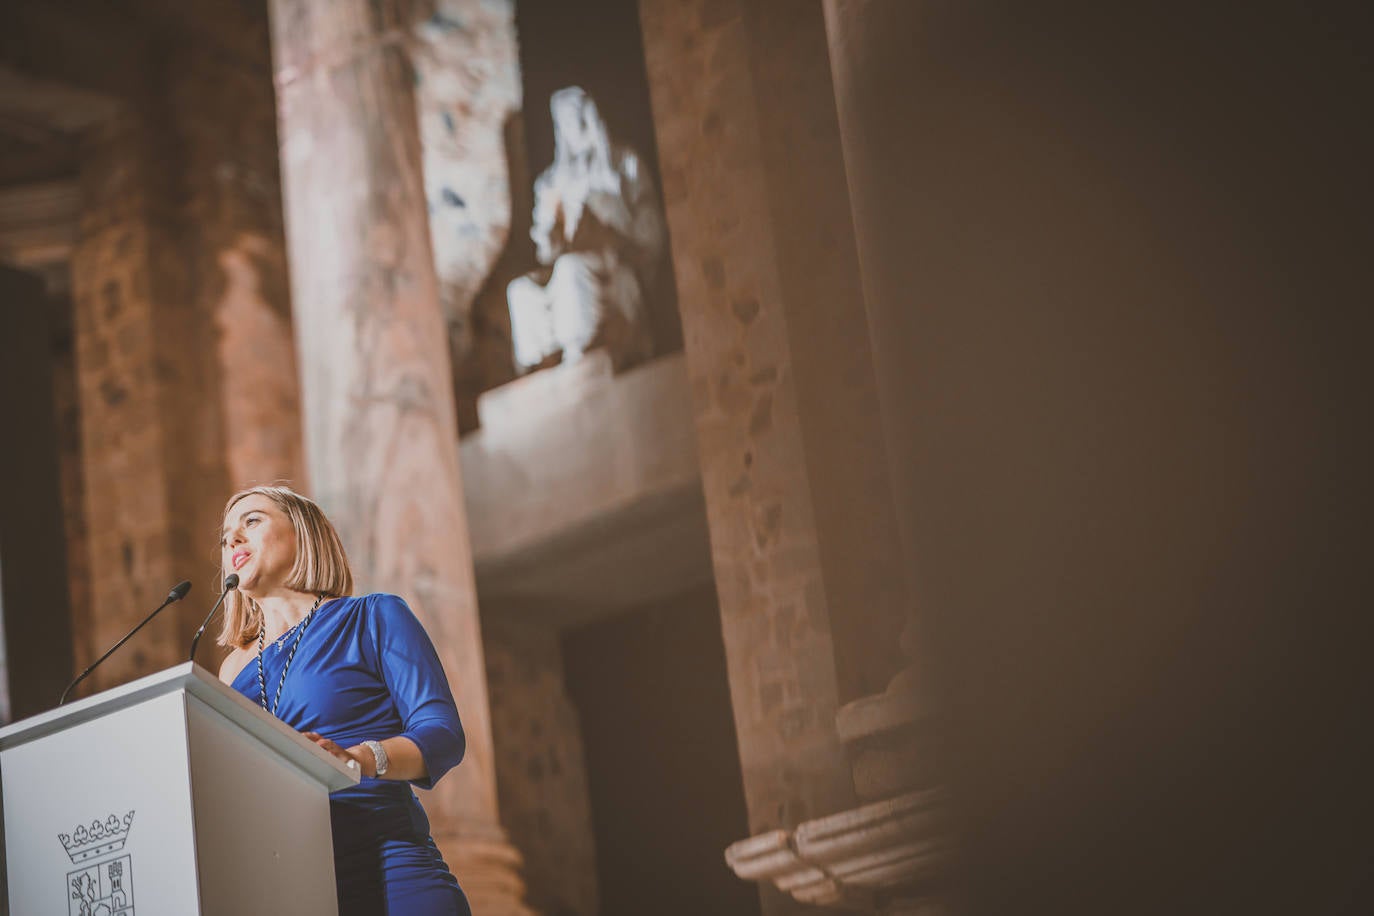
[217,486,354,649]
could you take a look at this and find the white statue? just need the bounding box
[507,86,666,372]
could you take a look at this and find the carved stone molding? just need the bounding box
[725,789,948,911]
[726,600,945,910]
[0,180,79,268]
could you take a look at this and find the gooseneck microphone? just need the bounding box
[189,574,239,665]
[59,579,192,706]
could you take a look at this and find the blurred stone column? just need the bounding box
[165,10,306,495]
[65,3,305,689]
[68,104,203,690]
[822,0,923,656]
[639,0,911,911]
[821,11,942,903]
[267,1,530,911]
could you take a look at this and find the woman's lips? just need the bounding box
[232,551,251,570]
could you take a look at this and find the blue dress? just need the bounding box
[231,593,472,916]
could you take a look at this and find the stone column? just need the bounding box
[409,0,523,422]
[165,13,306,494]
[68,104,200,689]
[638,1,910,911]
[483,619,599,916]
[67,7,304,689]
[267,1,529,911]
[821,0,922,627]
[820,25,942,905]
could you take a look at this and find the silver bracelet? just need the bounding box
[362,739,389,777]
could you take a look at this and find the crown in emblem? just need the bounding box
[57,811,135,864]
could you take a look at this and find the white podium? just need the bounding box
[0,662,358,915]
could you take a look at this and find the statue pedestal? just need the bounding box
[476,349,615,436]
[726,610,949,912]
[835,667,930,803]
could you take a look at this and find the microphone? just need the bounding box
[59,580,192,706]
[189,574,239,665]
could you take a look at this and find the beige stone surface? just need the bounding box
[0,181,80,267]
[412,0,522,368]
[165,20,305,495]
[213,235,302,490]
[639,6,914,896]
[61,0,300,692]
[69,110,197,689]
[640,1,855,850]
[14,0,281,702]
[268,1,529,910]
[726,789,947,911]
[465,352,695,554]
[484,618,599,916]
[734,1,909,704]
[461,351,712,623]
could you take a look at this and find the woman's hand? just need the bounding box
[302,731,375,777]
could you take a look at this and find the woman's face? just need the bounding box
[221,494,297,598]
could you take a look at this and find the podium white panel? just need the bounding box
[0,663,357,916]
[186,695,338,915]
[2,691,202,913]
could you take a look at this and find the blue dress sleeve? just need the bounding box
[364,594,466,789]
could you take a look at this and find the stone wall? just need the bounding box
[636,0,918,880]
[561,584,758,915]
[64,2,297,684]
[69,104,194,686]
[484,617,599,916]
[411,0,524,431]
[166,14,303,495]
[267,1,530,907]
[638,1,854,848]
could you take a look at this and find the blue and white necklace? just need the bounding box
[256,594,323,716]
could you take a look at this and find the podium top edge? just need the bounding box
[0,662,359,791]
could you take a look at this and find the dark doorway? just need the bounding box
[563,585,760,916]
[0,265,75,722]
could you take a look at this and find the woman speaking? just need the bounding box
[215,485,471,915]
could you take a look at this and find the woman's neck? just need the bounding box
[254,590,320,641]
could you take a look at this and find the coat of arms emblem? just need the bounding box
[58,811,136,916]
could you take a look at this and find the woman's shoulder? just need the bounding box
[342,594,429,658]
[354,592,411,612]
[333,592,416,626]
[218,646,254,685]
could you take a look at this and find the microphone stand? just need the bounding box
[59,580,192,706]
[189,574,239,665]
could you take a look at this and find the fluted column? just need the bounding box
[267,1,529,911]
[821,0,921,618]
[639,1,910,911]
